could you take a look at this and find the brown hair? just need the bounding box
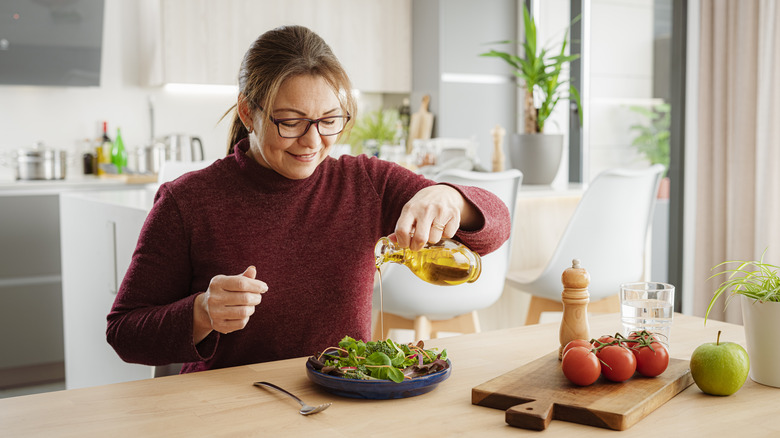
[224,25,357,155]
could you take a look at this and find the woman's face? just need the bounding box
[247,75,343,180]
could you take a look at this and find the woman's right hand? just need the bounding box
[193,266,267,343]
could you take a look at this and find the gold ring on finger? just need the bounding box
[432,222,446,231]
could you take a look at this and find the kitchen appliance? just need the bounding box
[0,0,105,86]
[134,142,167,175]
[161,134,205,162]
[7,142,68,180]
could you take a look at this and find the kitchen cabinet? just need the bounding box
[0,180,146,389]
[0,195,64,386]
[139,0,411,93]
[60,189,156,389]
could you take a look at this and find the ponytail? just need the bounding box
[224,105,248,155]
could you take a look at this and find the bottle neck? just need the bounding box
[375,237,406,267]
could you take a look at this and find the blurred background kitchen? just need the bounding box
[0,0,735,398]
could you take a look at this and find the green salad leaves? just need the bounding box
[308,336,449,383]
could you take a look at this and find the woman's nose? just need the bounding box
[298,122,322,147]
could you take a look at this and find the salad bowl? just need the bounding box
[305,359,452,399]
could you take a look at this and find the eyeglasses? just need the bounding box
[268,114,351,138]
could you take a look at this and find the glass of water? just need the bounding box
[620,282,675,348]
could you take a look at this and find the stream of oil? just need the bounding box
[376,267,384,340]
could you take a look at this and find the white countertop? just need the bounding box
[60,186,157,212]
[0,175,156,196]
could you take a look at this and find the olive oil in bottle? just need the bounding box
[374,237,481,286]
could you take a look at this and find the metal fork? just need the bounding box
[253,381,331,415]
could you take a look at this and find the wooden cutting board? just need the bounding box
[407,94,434,152]
[472,351,693,431]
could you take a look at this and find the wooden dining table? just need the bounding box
[1,313,776,437]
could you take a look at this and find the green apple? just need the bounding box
[690,330,750,396]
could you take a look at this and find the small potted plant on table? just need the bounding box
[706,252,780,387]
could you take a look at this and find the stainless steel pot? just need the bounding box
[14,143,67,180]
[135,142,167,174]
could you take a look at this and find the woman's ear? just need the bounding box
[237,93,255,132]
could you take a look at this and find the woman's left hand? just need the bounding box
[393,184,478,250]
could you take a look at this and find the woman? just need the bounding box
[107,25,511,373]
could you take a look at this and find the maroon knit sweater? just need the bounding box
[106,139,511,373]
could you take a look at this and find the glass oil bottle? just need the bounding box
[374,237,481,286]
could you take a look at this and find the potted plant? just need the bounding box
[481,4,581,184]
[706,252,780,388]
[347,109,400,157]
[629,103,671,198]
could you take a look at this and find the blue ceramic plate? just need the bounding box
[305,359,452,399]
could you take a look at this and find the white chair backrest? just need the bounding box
[532,165,665,300]
[434,168,523,224]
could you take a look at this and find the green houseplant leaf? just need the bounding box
[480,4,581,134]
[629,103,670,177]
[705,249,780,323]
[346,109,400,154]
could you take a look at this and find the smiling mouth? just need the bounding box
[289,151,318,161]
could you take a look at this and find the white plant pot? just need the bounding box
[741,295,780,387]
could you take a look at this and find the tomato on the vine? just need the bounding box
[595,335,617,347]
[596,345,636,382]
[628,330,660,344]
[632,342,669,377]
[562,339,593,357]
[561,346,601,386]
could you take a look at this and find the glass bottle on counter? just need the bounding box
[374,237,481,286]
[81,138,96,175]
[111,127,127,174]
[96,121,112,175]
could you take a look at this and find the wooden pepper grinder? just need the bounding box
[559,259,591,360]
[491,124,506,172]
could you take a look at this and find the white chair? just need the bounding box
[157,159,217,183]
[505,165,665,324]
[373,168,523,341]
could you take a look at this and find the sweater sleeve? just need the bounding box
[443,182,512,256]
[106,185,218,366]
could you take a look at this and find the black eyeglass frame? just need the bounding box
[267,113,351,139]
